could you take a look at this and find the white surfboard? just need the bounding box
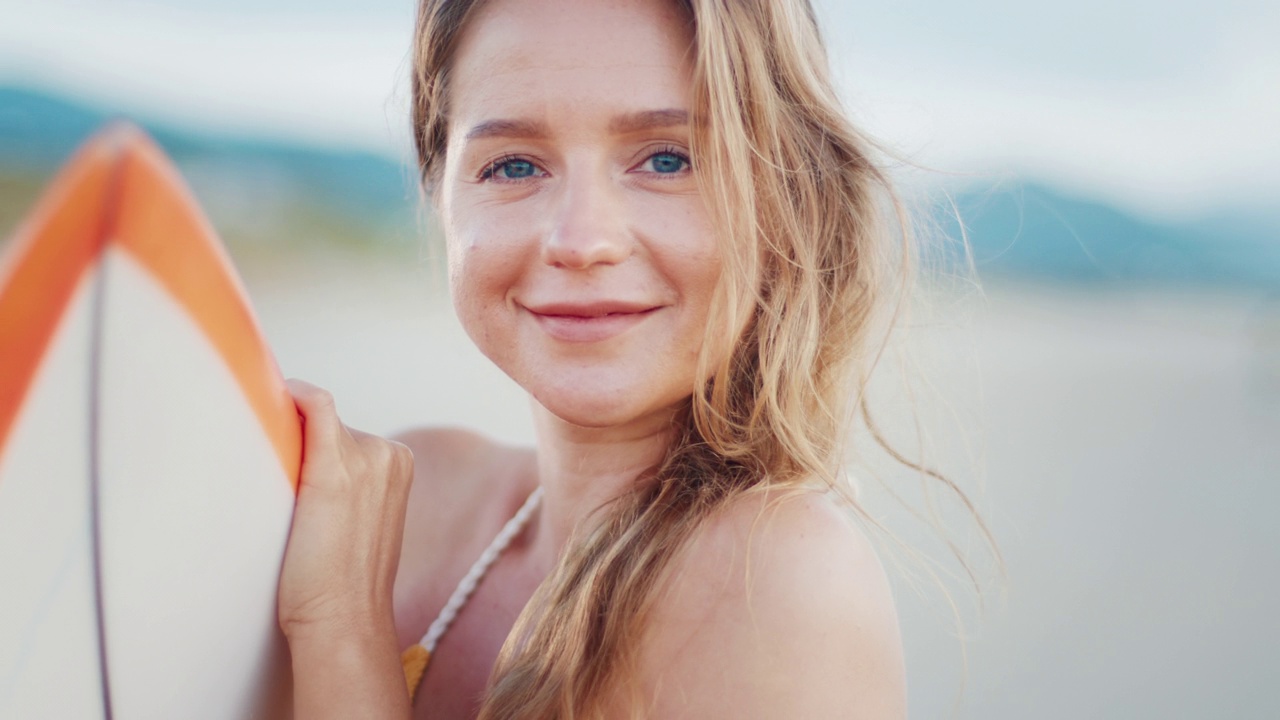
[0,124,301,719]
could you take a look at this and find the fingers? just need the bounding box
[350,429,415,476]
[276,381,416,637]
[287,378,342,439]
[284,379,415,494]
[346,428,417,496]
[287,378,354,474]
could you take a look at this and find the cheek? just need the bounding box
[445,201,495,292]
[646,200,734,367]
[444,213,534,348]
[444,228,475,322]
[449,265,510,367]
[637,196,721,302]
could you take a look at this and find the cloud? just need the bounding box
[0,0,416,154]
[1,0,1276,220]
[817,1,1280,219]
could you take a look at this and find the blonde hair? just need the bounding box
[412,0,989,716]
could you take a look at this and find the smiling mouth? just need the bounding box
[523,304,661,342]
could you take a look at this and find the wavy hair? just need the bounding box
[412,0,990,716]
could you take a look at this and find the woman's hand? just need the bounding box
[278,379,415,638]
[277,379,415,718]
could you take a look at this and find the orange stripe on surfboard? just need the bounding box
[0,124,301,489]
[0,132,115,468]
[108,128,301,489]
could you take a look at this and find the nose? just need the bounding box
[541,172,632,269]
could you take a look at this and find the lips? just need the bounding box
[522,301,662,342]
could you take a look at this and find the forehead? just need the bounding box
[447,0,695,130]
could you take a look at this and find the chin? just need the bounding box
[530,378,683,431]
[534,391,644,429]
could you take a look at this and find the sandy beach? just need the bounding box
[235,248,1278,719]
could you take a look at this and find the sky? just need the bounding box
[0,0,1276,221]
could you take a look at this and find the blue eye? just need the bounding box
[482,157,542,181]
[499,159,536,178]
[645,151,689,174]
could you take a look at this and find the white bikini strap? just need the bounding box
[418,486,544,653]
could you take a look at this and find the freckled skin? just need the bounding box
[438,0,721,431]
[277,1,908,718]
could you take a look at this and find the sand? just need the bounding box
[244,252,1279,719]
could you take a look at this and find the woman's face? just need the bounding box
[438,0,720,429]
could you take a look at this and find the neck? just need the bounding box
[527,398,678,560]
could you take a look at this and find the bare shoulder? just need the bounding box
[391,426,510,503]
[388,426,537,648]
[636,488,906,719]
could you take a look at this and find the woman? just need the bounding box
[279,0,915,717]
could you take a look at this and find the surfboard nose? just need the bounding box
[0,125,300,719]
[92,119,151,155]
[0,122,301,484]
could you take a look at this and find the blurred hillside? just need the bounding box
[946,184,1280,291]
[0,86,423,269]
[2,85,1278,291]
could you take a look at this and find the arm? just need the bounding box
[633,491,907,719]
[278,380,415,719]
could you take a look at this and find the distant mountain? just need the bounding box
[2,85,1277,289]
[0,86,418,249]
[942,183,1280,290]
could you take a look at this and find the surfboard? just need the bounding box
[0,124,301,718]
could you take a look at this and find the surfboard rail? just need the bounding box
[0,123,301,719]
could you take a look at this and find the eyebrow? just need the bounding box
[608,108,689,134]
[464,118,546,141]
[463,109,689,142]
